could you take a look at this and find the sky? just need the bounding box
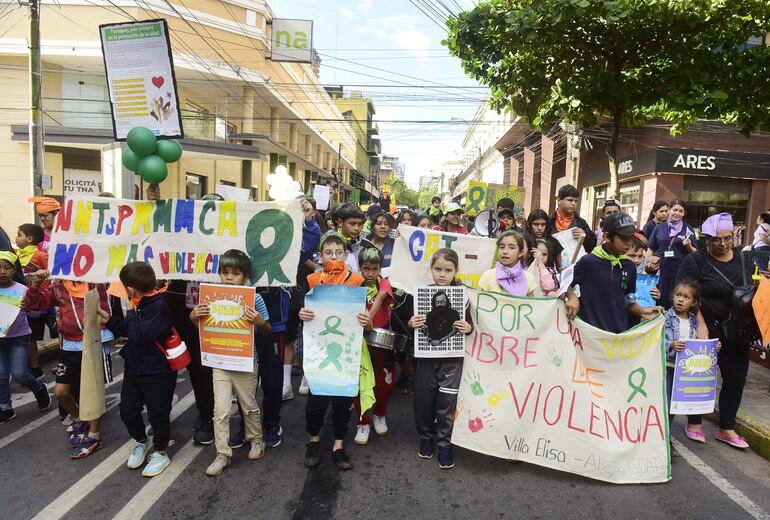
[273,0,485,189]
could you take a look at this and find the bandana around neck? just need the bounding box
[554,210,574,232]
[496,261,528,297]
[591,245,627,268]
[667,219,684,237]
[319,260,350,285]
[16,245,38,267]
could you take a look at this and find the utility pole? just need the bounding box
[29,0,45,197]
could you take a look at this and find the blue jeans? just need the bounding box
[0,334,44,409]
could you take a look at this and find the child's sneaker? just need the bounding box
[34,387,51,411]
[70,436,103,459]
[0,408,15,424]
[298,376,309,395]
[332,448,353,470]
[142,452,171,477]
[205,454,231,476]
[127,437,153,469]
[418,438,434,459]
[248,440,266,460]
[304,441,321,467]
[354,424,370,445]
[69,421,88,446]
[265,426,282,448]
[372,415,388,436]
[282,384,294,401]
[438,446,455,469]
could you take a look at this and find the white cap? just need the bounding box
[446,202,464,213]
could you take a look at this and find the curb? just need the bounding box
[705,409,770,461]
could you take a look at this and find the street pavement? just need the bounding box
[2,346,770,520]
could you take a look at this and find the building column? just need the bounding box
[101,143,134,199]
[242,87,255,134]
[539,134,555,212]
[304,135,312,161]
[289,124,298,154]
[315,144,322,167]
[270,107,280,140]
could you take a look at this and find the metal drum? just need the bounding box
[365,328,408,352]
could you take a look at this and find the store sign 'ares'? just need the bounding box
[673,154,717,171]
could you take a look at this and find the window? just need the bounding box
[186,173,207,200]
[682,177,751,228]
[246,9,257,26]
[619,183,640,224]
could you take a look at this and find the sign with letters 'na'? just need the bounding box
[453,289,669,484]
[271,19,313,63]
[48,197,302,285]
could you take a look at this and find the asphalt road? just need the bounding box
[1,346,769,520]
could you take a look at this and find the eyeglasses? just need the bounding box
[321,249,345,258]
[709,236,734,245]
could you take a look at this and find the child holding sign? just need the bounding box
[190,250,272,477]
[478,231,536,297]
[408,248,473,470]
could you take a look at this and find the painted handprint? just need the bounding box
[463,369,484,396]
[468,409,495,433]
[548,346,563,367]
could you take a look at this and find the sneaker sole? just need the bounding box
[70,442,104,459]
[353,438,369,446]
[229,443,245,449]
[195,438,214,446]
[417,451,433,459]
[439,462,455,469]
[375,430,388,437]
[715,436,749,449]
[249,449,266,461]
[0,413,16,424]
[127,443,154,469]
[37,395,52,412]
[304,458,320,468]
[143,460,171,477]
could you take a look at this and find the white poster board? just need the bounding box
[553,229,587,267]
[64,169,102,196]
[312,184,331,211]
[414,286,466,358]
[270,19,313,63]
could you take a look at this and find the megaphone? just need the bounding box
[470,209,500,237]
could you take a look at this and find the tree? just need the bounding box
[418,186,439,210]
[384,176,419,208]
[445,1,770,198]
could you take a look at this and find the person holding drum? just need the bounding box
[354,248,399,445]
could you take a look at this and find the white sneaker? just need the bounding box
[205,454,231,477]
[372,415,388,436]
[354,424,370,445]
[298,376,309,395]
[282,384,294,401]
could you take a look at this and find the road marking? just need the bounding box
[11,381,56,408]
[112,437,202,520]
[30,391,196,520]
[0,373,125,450]
[673,438,770,520]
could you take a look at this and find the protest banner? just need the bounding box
[303,285,367,397]
[0,291,22,338]
[99,19,183,140]
[78,289,107,421]
[752,277,770,347]
[389,225,496,293]
[198,283,256,372]
[414,286,467,358]
[670,339,718,415]
[552,229,587,267]
[635,274,659,308]
[452,289,669,484]
[48,197,303,285]
[465,180,524,217]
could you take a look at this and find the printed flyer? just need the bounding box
[670,339,718,415]
[199,283,256,372]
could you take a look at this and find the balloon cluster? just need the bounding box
[121,127,183,184]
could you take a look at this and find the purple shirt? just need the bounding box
[0,282,31,338]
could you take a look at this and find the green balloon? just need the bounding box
[156,139,183,163]
[121,148,140,171]
[126,127,157,157]
[137,154,168,184]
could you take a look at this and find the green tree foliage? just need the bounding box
[445,0,770,197]
[418,186,439,210]
[385,176,419,208]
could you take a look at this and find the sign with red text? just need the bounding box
[199,283,256,372]
[452,289,669,484]
[389,225,496,293]
[48,197,302,285]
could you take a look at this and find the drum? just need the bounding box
[365,328,408,352]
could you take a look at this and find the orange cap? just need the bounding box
[28,196,61,213]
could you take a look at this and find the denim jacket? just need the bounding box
[663,308,698,364]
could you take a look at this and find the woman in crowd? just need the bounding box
[396,209,415,228]
[434,203,467,234]
[647,200,697,307]
[367,212,396,272]
[676,213,751,449]
[750,212,770,270]
[526,209,563,270]
[642,200,670,240]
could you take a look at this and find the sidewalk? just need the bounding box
[706,360,770,460]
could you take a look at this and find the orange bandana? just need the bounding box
[62,281,88,299]
[554,210,575,232]
[131,284,168,310]
[307,261,364,289]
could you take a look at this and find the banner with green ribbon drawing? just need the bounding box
[452,289,669,484]
[464,180,524,217]
[48,196,303,286]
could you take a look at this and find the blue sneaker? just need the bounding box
[418,438,434,459]
[69,421,88,447]
[142,451,171,477]
[265,426,282,448]
[70,436,103,459]
[127,437,153,469]
[438,446,455,469]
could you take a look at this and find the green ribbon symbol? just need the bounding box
[246,209,294,284]
[319,342,343,371]
[319,316,344,336]
[466,185,485,215]
[626,367,648,403]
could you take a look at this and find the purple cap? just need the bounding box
[701,212,733,236]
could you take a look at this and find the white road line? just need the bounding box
[11,381,56,408]
[0,373,125,450]
[30,391,197,520]
[112,437,202,520]
[673,438,770,520]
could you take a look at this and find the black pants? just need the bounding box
[305,394,352,440]
[120,370,177,450]
[414,358,462,448]
[185,336,214,422]
[257,333,284,430]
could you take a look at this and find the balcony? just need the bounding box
[351,170,366,189]
[367,138,381,155]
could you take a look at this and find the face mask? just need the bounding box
[323,260,347,273]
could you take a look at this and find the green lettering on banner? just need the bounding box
[103,23,162,42]
[245,209,294,284]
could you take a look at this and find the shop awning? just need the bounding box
[230,133,333,179]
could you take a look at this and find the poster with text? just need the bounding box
[635,274,659,308]
[199,283,256,372]
[670,339,718,415]
[100,19,183,139]
[48,197,302,285]
[303,285,367,396]
[390,225,496,293]
[414,286,467,358]
[553,229,586,267]
[452,289,669,484]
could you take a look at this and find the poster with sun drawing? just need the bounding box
[670,339,718,415]
[198,283,256,372]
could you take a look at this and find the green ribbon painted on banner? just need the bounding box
[466,184,485,215]
[245,209,294,284]
[626,367,648,403]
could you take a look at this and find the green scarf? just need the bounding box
[591,245,627,268]
[428,206,442,217]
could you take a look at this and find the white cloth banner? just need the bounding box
[48,197,303,285]
[390,225,496,293]
[452,289,670,484]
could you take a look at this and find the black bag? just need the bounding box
[705,256,760,345]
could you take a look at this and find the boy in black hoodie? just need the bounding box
[113,262,176,478]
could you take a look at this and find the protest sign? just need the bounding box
[414,286,467,358]
[48,197,302,285]
[635,274,659,308]
[313,184,331,210]
[215,184,250,202]
[670,339,718,415]
[198,283,256,372]
[389,225,496,293]
[465,180,524,217]
[752,277,770,347]
[0,289,22,338]
[99,19,183,139]
[303,285,367,397]
[64,169,101,196]
[79,289,107,421]
[452,289,669,484]
[552,229,586,267]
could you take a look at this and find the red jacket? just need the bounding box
[24,281,111,341]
